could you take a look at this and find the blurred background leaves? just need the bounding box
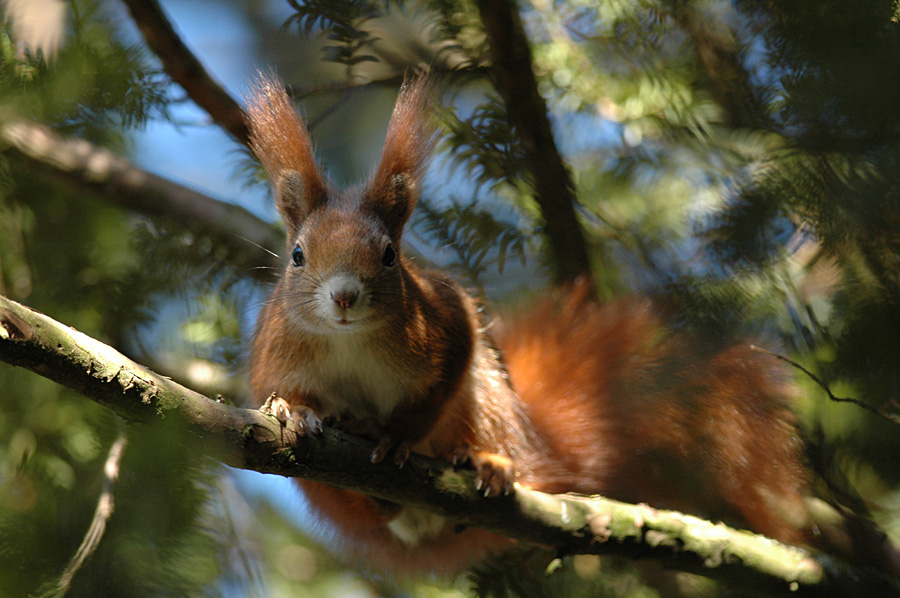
[1,0,899,596]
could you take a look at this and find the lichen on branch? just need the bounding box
[0,294,896,597]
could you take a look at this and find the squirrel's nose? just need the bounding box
[331,290,359,309]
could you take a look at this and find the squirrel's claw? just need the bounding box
[393,441,411,467]
[452,444,516,497]
[259,394,322,437]
[451,442,471,466]
[260,393,292,424]
[370,435,412,467]
[371,434,393,464]
[300,407,324,436]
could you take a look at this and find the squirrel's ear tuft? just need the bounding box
[244,71,328,236]
[366,73,438,239]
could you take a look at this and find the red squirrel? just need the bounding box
[245,73,819,574]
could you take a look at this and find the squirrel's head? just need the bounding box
[244,72,437,333]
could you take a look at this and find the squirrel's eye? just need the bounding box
[382,242,396,268]
[291,245,305,267]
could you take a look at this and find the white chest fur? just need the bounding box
[286,333,410,421]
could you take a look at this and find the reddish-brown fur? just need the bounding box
[496,285,811,545]
[244,72,822,574]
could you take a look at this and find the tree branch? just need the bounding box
[475,0,593,286]
[0,120,281,278]
[120,0,250,145]
[1,295,897,596]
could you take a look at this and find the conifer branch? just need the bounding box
[0,120,281,277]
[668,0,769,130]
[1,295,897,597]
[475,0,593,286]
[120,0,250,145]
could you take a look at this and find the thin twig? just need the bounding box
[53,431,128,597]
[750,345,900,428]
[307,85,354,131]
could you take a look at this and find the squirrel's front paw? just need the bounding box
[371,434,411,467]
[260,393,323,436]
[452,443,516,497]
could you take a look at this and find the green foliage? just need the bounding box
[0,2,169,149]
[414,196,531,293]
[285,0,384,66]
[49,423,223,598]
[442,96,526,194]
[3,0,900,596]
[0,3,248,596]
[469,549,699,598]
[0,183,228,596]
